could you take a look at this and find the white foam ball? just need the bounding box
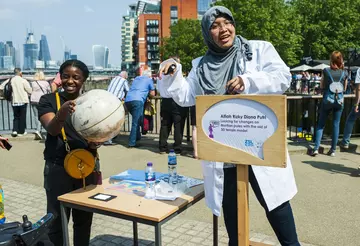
[71,89,125,142]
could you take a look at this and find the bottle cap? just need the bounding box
[169,149,174,152]
[147,162,153,166]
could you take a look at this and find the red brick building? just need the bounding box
[134,0,197,75]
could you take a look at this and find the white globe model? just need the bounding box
[71,89,125,142]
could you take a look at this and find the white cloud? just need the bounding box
[84,5,94,13]
[0,8,16,20]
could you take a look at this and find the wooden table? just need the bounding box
[58,178,205,246]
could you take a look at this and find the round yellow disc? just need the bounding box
[64,149,95,179]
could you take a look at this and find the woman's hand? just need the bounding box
[57,100,76,121]
[355,105,359,113]
[159,62,177,79]
[226,76,245,94]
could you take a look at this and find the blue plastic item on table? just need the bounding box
[110,169,167,182]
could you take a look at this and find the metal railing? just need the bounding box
[287,94,359,141]
[1,95,359,143]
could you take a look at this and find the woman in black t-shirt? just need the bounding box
[38,60,99,246]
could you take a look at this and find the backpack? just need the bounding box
[3,78,13,102]
[323,68,345,106]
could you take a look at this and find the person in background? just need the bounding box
[38,60,101,246]
[125,69,155,148]
[158,6,299,245]
[31,71,51,140]
[158,56,189,155]
[0,68,32,137]
[51,72,62,92]
[341,67,360,149]
[104,71,130,145]
[311,51,347,157]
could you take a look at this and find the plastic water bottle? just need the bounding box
[168,149,178,186]
[144,162,156,199]
[0,185,5,224]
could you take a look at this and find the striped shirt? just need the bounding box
[107,76,130,100]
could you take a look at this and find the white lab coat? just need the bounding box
[159,40,298,216]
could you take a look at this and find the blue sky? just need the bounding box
[0,0,137,67]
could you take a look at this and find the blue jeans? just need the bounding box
[125,100,144,147]
[314,102,343,151]
[342,106,360,145]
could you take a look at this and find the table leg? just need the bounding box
[133,221,138,246]
[155,224,162,246]
[213,215,218,246]
[60,203,70,246]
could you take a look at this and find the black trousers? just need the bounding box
[44,161,94,246]
[223,167,300,246]
[12,104,27,134]
[159,98,188,153]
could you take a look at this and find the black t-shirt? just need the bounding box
[37,93,90,165]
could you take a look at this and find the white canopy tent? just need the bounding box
[311,64,330,71]
[290,64,312,72]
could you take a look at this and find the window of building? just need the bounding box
[170,6,178,25]
[126,28,130,31]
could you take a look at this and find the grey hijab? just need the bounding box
[197,6,252,95]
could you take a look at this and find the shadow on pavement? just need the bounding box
[110,134,195,158]
[90,234,153,246]
[303,160,360,177]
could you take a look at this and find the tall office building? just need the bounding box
[38,34,52,64]
[64,47,71,62]
[0,41,16,70]
[23,32,38,70]
[131,0,197,75]
[92,45,109,69]
[121,4,137,76]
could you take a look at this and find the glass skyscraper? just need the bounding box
[92,45,109,69]
[23,32,38,70]
[39,34,51,64]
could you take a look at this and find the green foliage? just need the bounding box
[160,19,208,73]
[290,0,360,60]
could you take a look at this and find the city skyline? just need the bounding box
[1,0,137,67]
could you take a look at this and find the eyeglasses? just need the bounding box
[210,20,234,31]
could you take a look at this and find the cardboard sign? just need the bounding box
[196,95,287,168]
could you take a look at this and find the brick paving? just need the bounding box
[0,177,316,246]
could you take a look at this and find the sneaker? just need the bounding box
[18,132,27,137]
[34,131,42,140]
[327,150,335,157]
[340,142,349,149]
[311,149,319,156]
[11,131,18,137]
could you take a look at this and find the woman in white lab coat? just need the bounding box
[158,6,299,246]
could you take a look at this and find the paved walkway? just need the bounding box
[1,177,314,246]
[1,134,360,245]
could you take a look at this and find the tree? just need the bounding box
[160,19,208,73]
[290,0,360,60]
[214,0,303,66]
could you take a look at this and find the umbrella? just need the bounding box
[290,64,312,72]
[311,64,330,71]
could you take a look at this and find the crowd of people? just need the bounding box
[291,69,358,95]
[0,5,360,246]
